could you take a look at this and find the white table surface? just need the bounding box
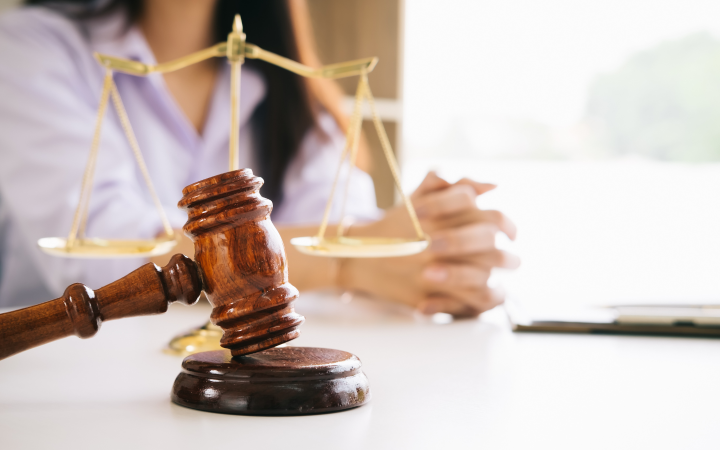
[1,292,719,450]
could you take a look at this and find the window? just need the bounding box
[403,0,720,308]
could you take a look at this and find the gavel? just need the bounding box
[0,169,304,360]
[0,169,369,415]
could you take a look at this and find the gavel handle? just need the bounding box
[0,254,202,360]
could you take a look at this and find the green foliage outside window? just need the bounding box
[587,33,720,162]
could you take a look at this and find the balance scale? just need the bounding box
[36,15,429,354]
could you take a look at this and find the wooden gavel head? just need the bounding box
[178,169,304,357]
[0,169,304,361]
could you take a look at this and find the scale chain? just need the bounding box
[317,72,425,242]
[316,73,366,240]
[363,73,425,240]
[335,73,368,237]
[67,70,113,248]
[70,69,175,247]
[108,78,175,238]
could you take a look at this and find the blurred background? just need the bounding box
[310,0,720,311]
[3,0,720,310]
[401,0,720,311]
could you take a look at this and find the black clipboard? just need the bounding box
[505,300,720,338]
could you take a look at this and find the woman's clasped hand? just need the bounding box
[341,172,520,317]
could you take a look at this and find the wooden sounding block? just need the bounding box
[0,169,370,415]
[172,347,370,415]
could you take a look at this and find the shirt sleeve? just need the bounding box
[271,111,383,226]
[0,9,164,297]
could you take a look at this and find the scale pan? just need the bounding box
[290,236,429,258]
[37,236,177,258]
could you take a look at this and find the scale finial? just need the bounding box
[233,14,243,34]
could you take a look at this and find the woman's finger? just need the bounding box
[454,177,496,196]
[452,286,505,313]
[418,287,504,317]
[414,184,477,219]
[472,249,521,269]
[421,263,491,290]
[480,210,517,240]
[428,209,518,241]
[429,222,499,256]
[437,249,521,270]
[413,171,451,198]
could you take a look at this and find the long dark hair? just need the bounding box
[25,0,349,205]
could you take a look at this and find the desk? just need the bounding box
[1,292,719,450]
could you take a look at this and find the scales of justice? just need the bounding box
[0,15,428,415]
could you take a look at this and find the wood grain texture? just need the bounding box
[171,347,371,415]
[307,0,404,209]
[307,0,401,98]
[0,254,202,360]
[178,169,305,357]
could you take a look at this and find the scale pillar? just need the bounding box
[227,15,245,172]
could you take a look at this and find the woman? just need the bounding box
[0,0,519,316]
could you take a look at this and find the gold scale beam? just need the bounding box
[95,16,378,173]
[94,39,378,79]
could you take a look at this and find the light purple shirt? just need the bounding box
[0,7,380,307]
